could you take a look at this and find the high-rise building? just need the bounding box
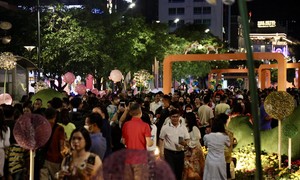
[158,0,224,40]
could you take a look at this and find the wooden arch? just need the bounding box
[258,63,300,89]
[163,52,286,94]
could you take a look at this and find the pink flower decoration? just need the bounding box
[75,84,87,95]
[63,72,75,84]
[13,114,51,150]
[91,88,99,95]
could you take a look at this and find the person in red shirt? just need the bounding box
[122,102,153,180]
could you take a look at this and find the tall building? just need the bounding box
[158,0,224,40]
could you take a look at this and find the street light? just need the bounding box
[174,18,180,24]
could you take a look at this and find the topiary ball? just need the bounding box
[283,123,298,138]
[264,91,295,120]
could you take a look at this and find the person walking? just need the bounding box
[203,116,230,180]
[0,109,10,178]
[159,109,190,180]
[121,102,153,180]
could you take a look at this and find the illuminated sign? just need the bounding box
[257,21,276,28]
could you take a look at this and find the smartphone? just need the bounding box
[87,155,96,165]
[178,136,184,144]
[120,101,125,108]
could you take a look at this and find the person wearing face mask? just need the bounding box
[213,84,225,98]
[84,113,107,161]
[215,95,231,116]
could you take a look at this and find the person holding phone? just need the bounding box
[55,128,103,180]
[159,109,190,180]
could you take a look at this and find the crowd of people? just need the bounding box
[1,85,299,180]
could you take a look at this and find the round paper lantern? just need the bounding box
[14,114,52,150]
[109,70,123,83]
[0,21,12,30]
[91,88,99,95]
[2,36,11,44]
[0,93,12,105]
[222,0,235,5]
[264,91,295,120]
[75,84,87,95]
[63,72,75,84]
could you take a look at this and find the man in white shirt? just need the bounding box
[150,92,163,114]
[159,109,190,180]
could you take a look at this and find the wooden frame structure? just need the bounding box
[163,52,286,94]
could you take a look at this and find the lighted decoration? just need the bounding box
[0,21,12,30]
[222,0,235,5]
[63,72,76,84]
[91,88,99,95]
[109,69,123,83]
[133,69,153,91]
[283,123,299,169]
[13,113,52,180]
[75,84,87,95]
[264,91,295,168]
[0,93,12,105]
[0,52,17,102]
[2,36,11,44]
[206,0,217,5]
[0,52,17,70]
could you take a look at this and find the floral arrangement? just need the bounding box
[34,80,49,93]
[133,69,153,90]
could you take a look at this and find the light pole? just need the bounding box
[37,0,41,80]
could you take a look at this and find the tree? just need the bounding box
[171,23,229,86]
[40,5,104,91]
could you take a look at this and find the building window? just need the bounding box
[203,19,211,26]
[169,8,185,15]
[169,8,176,15]
[169,0,185,2]
[203,7,211,14]
[194,7,202,14]
[177,8,185,15]
[194,19,202,24]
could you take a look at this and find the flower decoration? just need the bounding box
[13,113,51,150]
[0,52,17,70]
[34,80,49,93]
[133,69,153,90]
